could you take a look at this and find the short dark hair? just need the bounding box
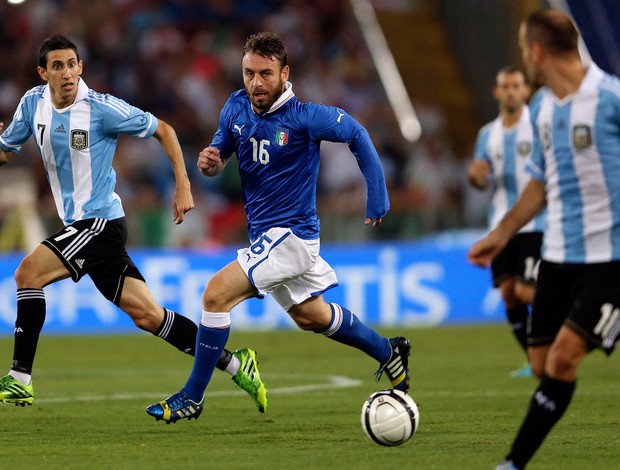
[496,65,527,84]
[38,34,79,68]
[524,9,579,55]
[243,32,288,68]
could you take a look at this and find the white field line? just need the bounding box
[34,375,364,404]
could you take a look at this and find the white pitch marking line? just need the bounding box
[34,375,364,404]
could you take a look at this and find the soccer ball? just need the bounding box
[361,389,420,446]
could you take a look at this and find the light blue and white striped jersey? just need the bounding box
[0,78,158,225]
[474,106,546,233]
[526,63,620,263]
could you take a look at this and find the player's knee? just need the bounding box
[546,349,579,379]
[14,257,39,288]
[202,280,232,312]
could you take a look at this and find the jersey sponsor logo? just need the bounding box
[70,129,89,150]
[517,141,532,156]
[337,110,345,123]
[233,124,245,135]
[75,258,85,269]
[54,124,67,134]
[275,127,289,146]
[572,125,592,149]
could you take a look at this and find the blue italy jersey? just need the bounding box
[211,82,390,241]
[526,63,620,263]
[474,106,546,233]
[0,78,158,225]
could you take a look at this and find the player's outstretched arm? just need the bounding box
[197,147,228,177]
[153,119,194,224]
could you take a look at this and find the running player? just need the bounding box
[0,34,266,412]
[146,31,411,424]
[468,66,545,377]
[468,10,620,469]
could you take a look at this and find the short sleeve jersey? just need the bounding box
[526,64,620,263]
[474,105,546,233]
[0,78,158,225]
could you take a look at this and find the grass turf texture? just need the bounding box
[0,325,618,470]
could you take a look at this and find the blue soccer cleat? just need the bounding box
[146,390,204,424]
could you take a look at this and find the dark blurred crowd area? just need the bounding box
[0,0,484,250]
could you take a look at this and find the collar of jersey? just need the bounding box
[263,81,295,115]
[44,77,90,113]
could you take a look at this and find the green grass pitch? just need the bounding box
[0,325,618,469]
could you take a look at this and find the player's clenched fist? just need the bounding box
[197,146,227,177]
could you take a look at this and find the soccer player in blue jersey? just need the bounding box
[0,35,267,412]
[468,10,620,469]
[146,31,411,424]
[468,66,545,378]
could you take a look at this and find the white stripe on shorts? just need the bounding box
[62,218,107,260]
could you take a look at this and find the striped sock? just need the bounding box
[12,288,46,374]
[321,303,391,363]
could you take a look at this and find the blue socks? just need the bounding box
[183,322,230,402]
[321,303,391,363]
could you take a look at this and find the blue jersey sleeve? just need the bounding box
[211,98,237,159]
[93,93,157,138]
[473,125,491,163]
[306,104,390,218]
[0,88,40,154]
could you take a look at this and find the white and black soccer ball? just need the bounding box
[361,389,420,446]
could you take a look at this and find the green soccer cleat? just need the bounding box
[0,374,34,406]
[374,337,411,393]
[232,348,268,413]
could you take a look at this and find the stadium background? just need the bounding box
[0,0,618,334]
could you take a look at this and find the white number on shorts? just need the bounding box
[250,234,273,255]
[594,303,620,338]
[524,256,540,282]
[53,226,78,241]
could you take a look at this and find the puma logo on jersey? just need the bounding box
[75,258,85,269]
[337,110,345,123]
[233,124,245,135]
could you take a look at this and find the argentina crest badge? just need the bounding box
[572,125,592,149]
[70,129,89,150]
[517,141,532,157]
[275,127,289,146]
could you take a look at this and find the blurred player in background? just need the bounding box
[468,66,545,378]
[0,35,266,412]
[468,10,620,469]
[146,31,411,424]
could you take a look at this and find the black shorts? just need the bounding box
[530,260,620,355]
[42,217,144,305]
[490,231,542,287]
